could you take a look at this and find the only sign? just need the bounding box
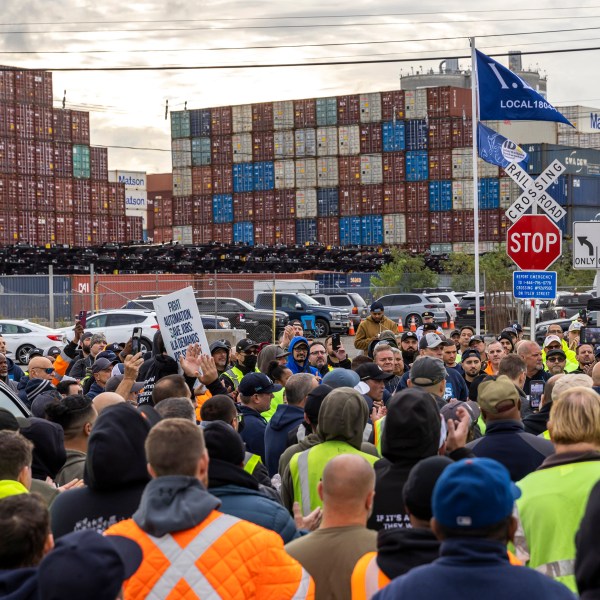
[507,215,562,271]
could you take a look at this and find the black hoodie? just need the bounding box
[19,417,66,480]
[136,330,179,405]
[576,480,600,599]
[49,403,152,538]
[0,568,37,600]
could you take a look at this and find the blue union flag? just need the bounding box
[476,49,572,126]
[477,122,529,169]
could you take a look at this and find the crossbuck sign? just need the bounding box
[503,160,567,223]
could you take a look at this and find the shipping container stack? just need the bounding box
[0,66,133,246]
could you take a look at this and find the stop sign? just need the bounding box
[507,215,562,270]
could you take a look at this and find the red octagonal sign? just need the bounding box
[507,215,562,271]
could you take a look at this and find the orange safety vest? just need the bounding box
[195,389,212,422]
[106,509,314,600]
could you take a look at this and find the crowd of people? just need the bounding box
[0,299,600,599]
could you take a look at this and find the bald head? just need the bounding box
[28,357,54,380]
[592,362,600,387]
[93,392,125,414]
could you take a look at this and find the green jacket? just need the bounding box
[0,479,28,499]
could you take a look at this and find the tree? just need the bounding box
[479,251,514,291]
[552,249,596,289]
[444,253,476,291]
[371,250,439,295]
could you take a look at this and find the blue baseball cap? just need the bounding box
[432,458,521,529]
[238,372,282,396]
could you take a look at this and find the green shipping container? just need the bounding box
[72,144,91,179]
[171,111,191,139]
[191,137,211,166]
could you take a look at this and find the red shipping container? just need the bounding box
[339,186,361,216]
[90,182,104,215]
[33,71,53,107]
[71,111,90,145]
[16,139,35,175]
[452,210,475,242]
[36,212,56,244]
[34,107,53,140]
[251,103,274,132]
[451,117,472,148]
[382,152,405,182]
[294,99,317,128]
[211,106,233,136]
[0,70,15,104]
[253,221,276,245]
[192,224,212,245]
[360,124,383,154]
[14,71,35,104]
[382,183,406,214]
[0,211,18,245]
[17,176,36,211]
[154,196,173,227]
[317,217,340,246]
[146,197,155,232]
[211,135,233,165]
[126,216,144,241]
[213,223,233,244]
[430,212,454,243]
[53,109,72,143]
[479,209,501,242]
[338,156,361,186]
[35,140,54,176]
[173,196,193,226]
[73,214,92,246]
[212,164,233,194]
[73,179,91,213]
[274,219,295,244]
[274,189,295,219]
[405,182,429,212]
[192,166,213,195]
[18,212,37,243]
[337,95,360,125]
[253,190,274,221]
[252,132,274,161]
[381,90,405,121]
[108,184,126,217]
[152,226,172,245]
[91,217,110,245]
[192,195,213,224]
[54,142,73,178]
[0,137,16,174]
[360,185,383,215]
[55,213,74,245]
[428,118,452,150]
[98,181,109,214]
[55,178,74,213]
[233,192,254,221]
[90,147,108,180]
[428,149,453,180]
[15,104,34,139]
[405,211,431,244]
[35,176,54,212]
[109,215,127,243]
[0,175,18,212]
[426,87,472,118]
[0,104,16,137]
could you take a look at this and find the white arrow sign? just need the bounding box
[572,220,600,269]
[503,159,567,223]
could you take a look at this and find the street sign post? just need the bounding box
[572,221,600,270]
[513,271,557,300]
[507,215,562,271]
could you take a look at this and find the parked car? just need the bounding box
[414,290,459,322]
[0,319,66,364]
[0,380,30,418]
[254,292,350,337]
[375,293,446,328]
[311,292,368,328]
[542,293,594,320]
[455,294,486,329]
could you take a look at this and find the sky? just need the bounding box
[3,0,600,174]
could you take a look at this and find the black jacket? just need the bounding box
[522,402,552,436]
[136,331,179,405]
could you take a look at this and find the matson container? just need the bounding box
[382,152,405,182]
[428,150,452,180]
[274,130,294,158]
[212,164,233,194]
[211,135,233,164]
[233,192,254,221]
[296,188,318,218]
[338,125,360,156]
[360,93,382,123]
[360,124,382,154]
[338,156,361,185]
[273,100,294,130]
[360,154,383,185]
[406,181,429,212]
[339,186,361,216]
[232,105,252,133]
[360,185,383,214]
[274,189,296,219]
[173,197,193,226]
[295,129,317,157]
[232,133,252,163]
[317,157,338,187]
[53,109,71,143]
[274,160,295,189]
[294,98,317,129]
[337,95,360,125]
[383,213,406,245]
[210,106,233,136]
[192,165,213,195]
[317,217,340,246]
[192,195,213,224]
[382,183,406,214]
[317,127,338,156]
[381,90,405,121]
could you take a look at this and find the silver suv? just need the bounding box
[376,293,447,328]
[311,293,368,328]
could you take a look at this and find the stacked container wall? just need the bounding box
[430,212,454,243]
[426,87,472,118]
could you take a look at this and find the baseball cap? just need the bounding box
[28,348,45,360]
[81,331,93,342]
[410,357,447,386]
[304,384,333,425]
[440,400,481,426]
[403,456,453,522]
[321,368,360,389]
[44,346,61,358]
[432,457,521,529]
[274,347,290,358]
[105,375,145,394]
[401,331,418,342]
[419,333,444,350]
[569,321,582,332]
[91,357,114,374]
[37,530,143,600]
[236,338,258,353]
[238,372,282,396]
[421,311,435,318]
[461,348,481,362]
[96,350,119,364]
[468,335,485,346]
[543,335,562,348]
[370,301,384,313]
[355,363,394,382]
[512,322,523,333]
[546,348,567,361]
[289,319,304,327]
[450,329,461,337]
[104,343,123,354]
[477,375,520,415]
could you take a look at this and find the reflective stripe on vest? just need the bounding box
[146,513,238,598]
[535,559,575,579]
[351,552,389,600]
[296,448,313,516]
[223,366,243,390]
[373,418,385,454]
[243,452,261,475]
[291,568,312,600]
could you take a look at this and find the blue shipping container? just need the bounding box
[361,215,384,246]
[316,97,337,126]
[523,143,600,177]
[567,174,600,206]
[296,218,318,244]
[233,163,254,193]
[317,188,339,216]
[340,216,362,246]
[382,121,406,152]
[478,178,500,209]
[212,194,234,223]
[405,119,428,150]
[190,109,211,138]
[253,161,275,191]
[233,221,254,245]
[429,180,453,211]
[191,137,211,166]
[406,151,429,181]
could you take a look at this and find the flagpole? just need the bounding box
[470,37,481,335]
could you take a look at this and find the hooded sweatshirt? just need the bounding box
[0,568,37,600]
[286,336,318,376]
[49,403,152,538]
[257,344,285,374]
[210,340,231,375]
[19,418,66,480]
[5,356,24,382]
[136,330,178,405]
[264,403,305,476]
[17,378,55,409]
[367,388,441,531]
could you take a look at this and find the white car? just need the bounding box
[0,320,67,364]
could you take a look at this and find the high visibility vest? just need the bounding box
[261,387,285,422]
[106,509,314,600]
[222,366,245,391]
[516,460,600,592]
[351,552,390,600]
[243,452,262,475]
[289,441,379,515]
[372,417,385,455]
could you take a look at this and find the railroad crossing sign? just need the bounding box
[507,215,562,271]
[503,160,567,223]
[572,221,600,269]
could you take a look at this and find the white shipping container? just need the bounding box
[556,105,600,134]
[383,214,406,245]
[452,241,502,254]
[172,138,191,168]
[295,128,317,157]
[452,179,474,210]
[172,225,193,245]
[232,104,252,133]
[405,89,427,119]
[452,148,499,179]
[430,243,453,254]
[499,178,512,209]
[317,157,339,187]
[338,125,361,155]
[172,168,192,197]
[296,188,318,218]
[125,190,148,211]
[316,126,338,156]
[558,132,600,149]
[274,130,295,158]
[274,160,295,189]
[273,100,294,130]
[360,93,382,123]
[232,133,253,163]
[360,154,383,185]
[108,170,147,190]
[482,120,557,145]
[295,159,317,187]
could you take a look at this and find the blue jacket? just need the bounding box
[395,365,468,401]
[264,404,305,476]
[239,404,268,462]
[373,538,576,600]
[0,567,37,600]
[6,357,24,382]
[286,336,319,376]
